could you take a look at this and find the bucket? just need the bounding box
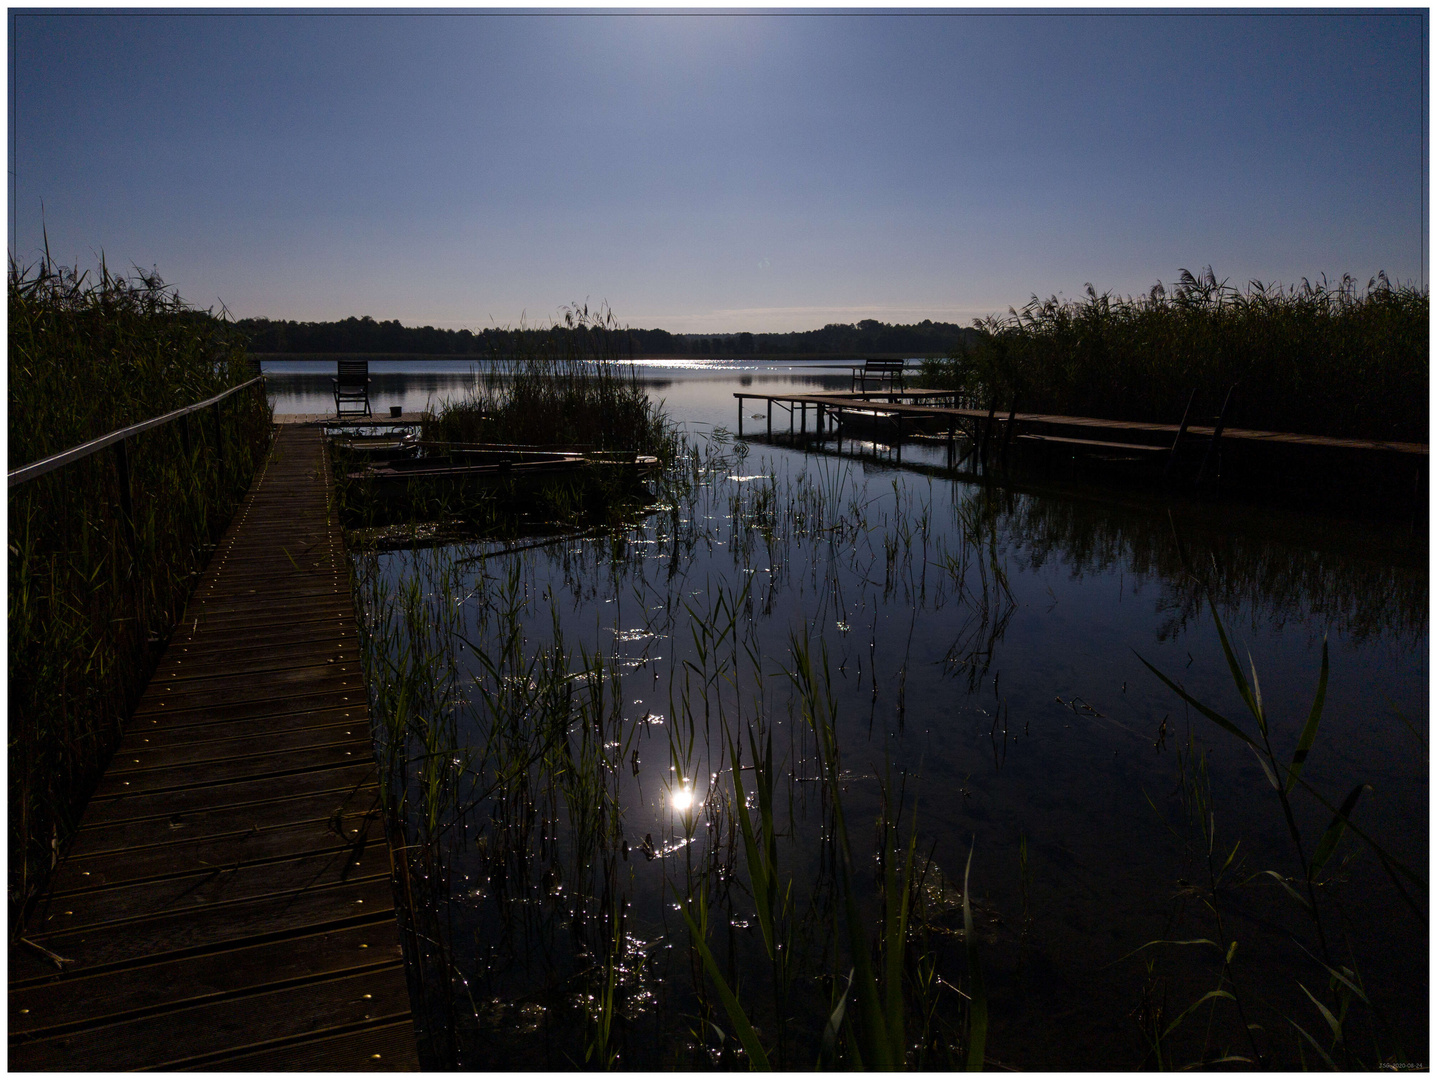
[390,405,403,418]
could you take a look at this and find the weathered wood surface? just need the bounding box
[9,424,419,1072]
[734,390,1429,455]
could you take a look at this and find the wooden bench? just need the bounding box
[851,358,906,393]
[332,359,372,418]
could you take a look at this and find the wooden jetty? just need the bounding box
[733,389,1429,458]
[9,424,419,1071]
[734,388,1427,514]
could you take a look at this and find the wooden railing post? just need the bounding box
[1164,388,1197,483]
[1196,384,1237,490]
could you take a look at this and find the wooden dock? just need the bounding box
[9,424,419,1071]
[734,389,1429,457]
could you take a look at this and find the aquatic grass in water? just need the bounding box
[346,374,1425,1067]
[1136,599,1427,1068]
[421,303,676,460]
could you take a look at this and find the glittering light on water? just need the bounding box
[670,784,697,813]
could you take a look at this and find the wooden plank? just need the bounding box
[18,870,397,973]
[11,967,412,1072]
[131,686,363,724]
[127,664,364,713]
[159,636,354,670]
[133,659,360,700]
[176,1016,418,1071]
[31,841,394,935]
[115,705,361,751]
[1016,434,1167,452]
[11,923,402,1037]
[70,785,380,857]
[93,742,372,801]
[83,761,377,823]
[54,808,383,891]
[108,719,359,772]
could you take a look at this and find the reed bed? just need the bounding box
[421,303,674,458]
[8,256,272,933]
[923,268,1428,442]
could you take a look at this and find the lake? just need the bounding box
[283,359,1429,1069]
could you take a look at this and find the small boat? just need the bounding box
[345,443,659,495]
[331,432,420,458]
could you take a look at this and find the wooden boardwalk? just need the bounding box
[9,425,419,1071]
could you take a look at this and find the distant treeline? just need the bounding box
[235,315,980,359]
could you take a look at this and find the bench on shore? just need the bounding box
[851,358,906,393]
[333,359,372,418]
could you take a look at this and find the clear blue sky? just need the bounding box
[9,10,1428,333]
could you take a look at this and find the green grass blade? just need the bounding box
[821,969,854,1069]
[1135,651,1257,749]
[1286,637,1329,793]
[1298,982,1344,1046]
[1289,1018,1337,1069]
[1308,783,1368,882]
[677,894,772,1070]
[1208,602,1263,732]
[1109,938,1221,967]
[1261,870,1314,914]
[729,731,775,960]
[1291,772,1427,894]
[1160,989,1236,1040]
[962,841,988,1071]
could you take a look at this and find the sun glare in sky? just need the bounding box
[9,11,1426,332]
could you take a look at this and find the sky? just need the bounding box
[8,9,1429,334]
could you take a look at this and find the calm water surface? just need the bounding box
[327,361,1428,1069]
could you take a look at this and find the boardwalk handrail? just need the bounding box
[8,375,266,488]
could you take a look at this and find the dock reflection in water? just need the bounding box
[344,361,1425,1069]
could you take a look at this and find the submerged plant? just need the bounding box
[1137,598,1427,1068]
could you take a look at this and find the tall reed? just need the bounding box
[421,303,675,459]
[8,255,271,934]
[923,268,1427,442]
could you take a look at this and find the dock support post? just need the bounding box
[800,402,806,436]
[1164,388,1196,484]
[1196,384,1236,490]
[977,399,998,466]
[767,400,772,437]
[999,398,1019,464]
[738,397,743,436]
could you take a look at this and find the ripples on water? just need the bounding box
[342,363,1427,1069]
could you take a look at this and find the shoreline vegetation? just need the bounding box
[335,304,675,539]
[921,268,1428,444]
[8,257,272,933]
